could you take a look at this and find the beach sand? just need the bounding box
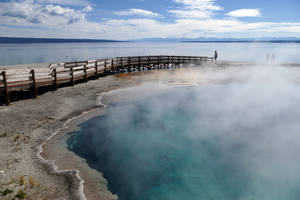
[2,61,298,200]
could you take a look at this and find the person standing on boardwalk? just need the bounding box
[214,50,218,61]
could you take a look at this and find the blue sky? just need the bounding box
[0,0,299,39]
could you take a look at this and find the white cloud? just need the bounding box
[226,9,261,18]
[36,0,92,6]
[114,9,161,17]
[82,5,92,13]
[42,4,86,24]
[0,0,46,24]
[169,0,222,19]
[43,4,75,16]
[99,18,300,40]
[169,10,210,18]
[1,15,300,40]
[173,0,222,10]
[0,0,88,25]
[0,0,299,40]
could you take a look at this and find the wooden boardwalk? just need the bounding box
[0,55,213,105]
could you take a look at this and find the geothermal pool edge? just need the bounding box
[40,77,187,200]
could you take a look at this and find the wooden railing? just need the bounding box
[0,55,213,105]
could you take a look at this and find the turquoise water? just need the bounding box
[1,42,300,65]
[67,79,300,200]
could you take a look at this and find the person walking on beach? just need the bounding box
[214,50,218,61]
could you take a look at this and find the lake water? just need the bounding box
[67,66,300,200]
[0,42,300,65]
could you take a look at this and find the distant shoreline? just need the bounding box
[181,40,300,43]
[0,37,125,44]
[1,37,300,44]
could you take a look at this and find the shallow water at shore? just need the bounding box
[67,67,300,200]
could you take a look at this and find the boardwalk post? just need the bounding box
[120,58,123,73]
[53,68,58,90]
[95,61,98,78]
[172,56,174,67]
[179,57,181,67]
[70,67,75,86]
[111,59,114,74]
[1,71,10,105]
[157,56,160,69]
[31,69,37,98]
[180,57,182,67]
[84,65,88,82]
[128,57,131,72]
[104,60,107,76]
[138,56,141,71]
[174,56,176,67]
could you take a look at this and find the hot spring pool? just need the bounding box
[67,72,300,200]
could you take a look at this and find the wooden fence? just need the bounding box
[0,55,213,105]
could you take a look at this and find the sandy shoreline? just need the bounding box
[2,62,300,199]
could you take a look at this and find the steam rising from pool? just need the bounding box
[67,65,300,200]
